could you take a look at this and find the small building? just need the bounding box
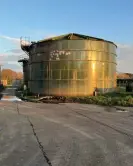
[20,33,117,96]
[117,73,133,87]
[18,58,29,87]
[12,79,23,87]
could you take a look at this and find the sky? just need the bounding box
[0,0,133,72]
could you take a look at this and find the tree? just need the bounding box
[1,69,23,85]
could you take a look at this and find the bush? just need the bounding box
[65,95,133,107]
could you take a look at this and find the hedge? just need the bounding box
[65,95,133,107]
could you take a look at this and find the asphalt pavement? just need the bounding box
[0,88,133,166]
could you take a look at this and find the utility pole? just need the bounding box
[0,65,2,84]
[102,63,104,93]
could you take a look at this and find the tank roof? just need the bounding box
[18,58,29,63]
[38,33,117,47]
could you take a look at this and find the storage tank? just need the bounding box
[23,33,117,96]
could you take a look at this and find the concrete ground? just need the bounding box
[0,88,133,166]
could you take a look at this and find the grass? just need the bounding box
[65,86,133,107]
[65,92,133,107]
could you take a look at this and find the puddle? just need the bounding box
[117,110,128,113]
[115,107,128,112]
[0,87,22,102]
[1,95,22,102]
[104,106,129,113]
[104,107,116,112]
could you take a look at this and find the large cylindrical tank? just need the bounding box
[28,36,117,96]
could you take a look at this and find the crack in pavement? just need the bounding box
[64,105,133,138]
[27,117,52,166]
[0,127,3,132]
[15,102,52,166]
[16,101,20,114]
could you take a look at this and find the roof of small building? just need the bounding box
[117,72,133,79]
[18,58,29,63]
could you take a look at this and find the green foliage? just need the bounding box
[65,94,133,107]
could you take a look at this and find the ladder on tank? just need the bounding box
[20,37,31,56]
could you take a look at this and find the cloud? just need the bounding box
[0,51,27,72]
[2,63,22,72]
[0,34,28,71]
[0,35,30,46]
[0,53,27,62]
[0,35,20,45]
[0,35,19,41]
[0,53,24,71]
[117,44,133,73]
[5,48,22,54]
